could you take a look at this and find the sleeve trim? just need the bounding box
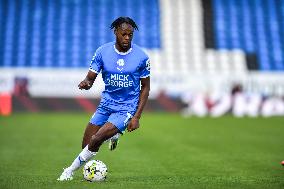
[140,74,150,78]
[89,68,100,74]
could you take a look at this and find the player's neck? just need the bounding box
[114,43,133,55]
[115,43,131,53]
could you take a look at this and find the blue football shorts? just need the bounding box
[89,104,136,133]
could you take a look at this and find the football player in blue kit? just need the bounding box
[58,17,150,181]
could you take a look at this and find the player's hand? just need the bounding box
[78,80,92,90]
[127,117,140,132]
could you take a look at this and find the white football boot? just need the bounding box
[57,168,74,181]
[108,133,120,151]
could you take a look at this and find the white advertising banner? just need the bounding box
[0,68,284,98]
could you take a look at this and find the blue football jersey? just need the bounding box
[89,42,150,110]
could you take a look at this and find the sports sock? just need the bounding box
[67,145,97,172]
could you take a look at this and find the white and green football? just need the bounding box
[83,160,108,182]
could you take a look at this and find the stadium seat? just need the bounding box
[0,0,283,73]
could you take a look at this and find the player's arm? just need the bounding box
[127,77,150,132]
[78,71,98,90]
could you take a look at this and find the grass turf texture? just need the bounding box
[0,113,283,189]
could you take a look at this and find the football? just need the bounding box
[83,160,108,182]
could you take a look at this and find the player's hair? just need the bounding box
[110,17,139,31]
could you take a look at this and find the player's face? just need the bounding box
[115,23,134,52]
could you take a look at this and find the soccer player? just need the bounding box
[57,17,150,181]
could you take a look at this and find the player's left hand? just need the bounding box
[127,117,140,132]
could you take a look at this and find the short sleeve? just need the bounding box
[89,49,103,74]
[140,57,150,78]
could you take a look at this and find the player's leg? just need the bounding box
[81,123,100,149]
[88,122,120,152]
[58,108,109,181]
[57,122,119,181]
[83,123,120,151]
[57,144,96,181]
[107,111,133,151]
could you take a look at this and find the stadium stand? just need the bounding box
[1,0,283,72]
[0,0,284,113]
[0,0,160,68]
[211,0,284,71]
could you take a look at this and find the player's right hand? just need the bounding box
[78,80,92,90]
[127,117,140,132]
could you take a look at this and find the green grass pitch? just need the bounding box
[0,113,284,189]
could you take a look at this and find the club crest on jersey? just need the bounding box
[117,59,125,72]
[117,59,125,67]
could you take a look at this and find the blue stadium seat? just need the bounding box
[0,0,160,68]
[213,0,284,71]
